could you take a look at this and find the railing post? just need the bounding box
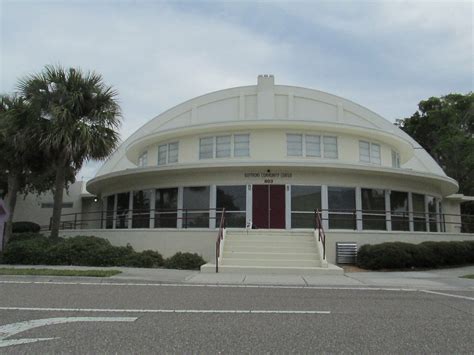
[184,209,188,229]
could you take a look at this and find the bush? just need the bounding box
[357,241,474,270]
[12,221,40,234]
[164,252,206,270]
[0,234,164,268]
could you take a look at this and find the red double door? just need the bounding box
[252,185,286,229]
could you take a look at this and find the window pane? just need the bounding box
[155,188,178,228]
[216,135,231,158]
[305,135,321,157]
[216,185,246,228]
[291,186,322,228]
[391,191,409,231]
[199,137,214,159]
[323,136,338,159]
[158,144,167,165]
[168,142,179,163]
[371,144,381,164]
[132,190,151,228]
[359,141,370,162]
[413,193,426,231]
[328,187,355,229]
[362,188,386,230]
[138,151,148,167]
[234,134,250,157]
[287,134,303,156]
[183,186,210,228]
[106,195,115,229]
[392,150,400,168]
[116,192,130,229]
[427,196,438,232]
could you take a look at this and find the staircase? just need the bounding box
[201,229,343,275]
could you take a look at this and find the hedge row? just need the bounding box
[0,233,206,270]
[357,241,474,270]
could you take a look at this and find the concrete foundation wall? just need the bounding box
[57,228,473,265]
[58,229,217,262]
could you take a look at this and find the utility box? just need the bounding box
[0,199,9,252]
[336,242,357,264]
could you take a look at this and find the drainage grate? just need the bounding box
[336,242,357,264]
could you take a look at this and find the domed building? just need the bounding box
[56,75,472,272]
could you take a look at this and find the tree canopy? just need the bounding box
[397,93,474,196]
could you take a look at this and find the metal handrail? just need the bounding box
[215,209,226,273]
[314,209,326,260]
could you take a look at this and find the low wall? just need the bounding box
[325,231,474,263]
[58,229,217,262]
[58,228,473,265]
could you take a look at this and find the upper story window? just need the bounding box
[392,150,401,168]
[287,134,338,159]
[138,151,148,167]
[199,134,250,159]
[359,141,381,164]
[158,142,179,165]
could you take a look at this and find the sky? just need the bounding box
[1,0,472,180]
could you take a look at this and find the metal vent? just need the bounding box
[336,242,357,264]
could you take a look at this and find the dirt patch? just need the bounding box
[340,264,367,273]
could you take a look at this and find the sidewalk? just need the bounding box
[1,264,473,290]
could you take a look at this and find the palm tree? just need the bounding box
[18,65,122,238]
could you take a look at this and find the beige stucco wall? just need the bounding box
[57,228,473,264]
[58,229,216,261]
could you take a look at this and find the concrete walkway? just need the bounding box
[1,264,473,290]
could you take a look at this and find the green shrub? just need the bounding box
[357,241,474,270]
[0,234,164,268]
[12,221,41,234]
[164,252,206,270]
[8,232,48,244]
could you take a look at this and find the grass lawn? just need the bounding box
[460,274,474,279]
[0,268,121,277]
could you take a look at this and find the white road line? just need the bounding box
[0,306,330,314]
[420,290,474,301]
[0,280,418,292]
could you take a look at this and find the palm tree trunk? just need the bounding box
[50,163,66,239]
[3,172,20,248]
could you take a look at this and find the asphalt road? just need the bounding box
[0,280,473,354]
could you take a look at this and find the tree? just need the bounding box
[397,93,474,231]
[18,65,122,239]
[0,95,56,244]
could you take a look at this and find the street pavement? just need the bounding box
[0,266,473,353]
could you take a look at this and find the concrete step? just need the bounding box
[221,258,320,267]
[223,252,318,261]
[223,245,318,253]
[227,231,313,238]
[224,240,316,248]
[200,263,344,275]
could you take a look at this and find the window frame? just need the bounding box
[199,133,250,160]
[158,141,179,165]
[359,140,381,165]
[287,133,338,159]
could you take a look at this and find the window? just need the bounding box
[287,134,337,158]
[362,189,386,230]
[200,134,250,159]
[427,196,438,232]
[287,134,303,156]
[138,151,148,167]
[183,186,210,227]
[359,141,381,164]
[391,191,409,231]
[328,187,356,229]
[323,136,338,159]
[132,190,151,228]
[291,186,321,228]
[216,135,231,158]
[216,185,246,227]
[158,142,179,165]
[105,195,115,229]
[305,135,321,157]
[392,150,401,168]
[199,137,214,159]
[116,192,130,229]
[155,188,178,228]
[412,193,426,231]
[234,134,250,157]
